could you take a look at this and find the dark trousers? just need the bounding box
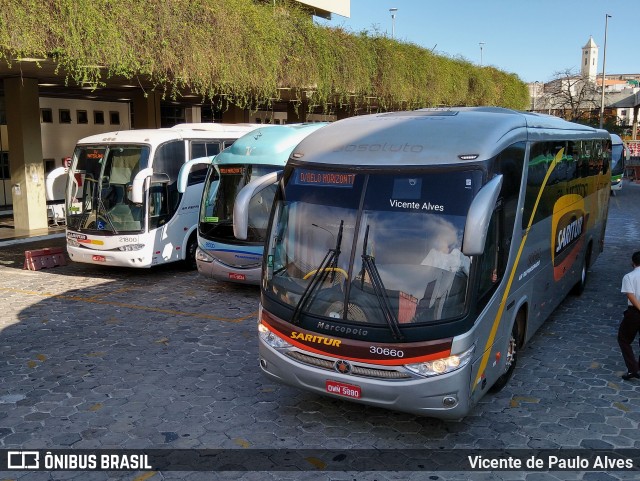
[618,306,640,373]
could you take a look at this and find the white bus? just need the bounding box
[235,107,611,418]
[64,124,259,268]
[610,133,629,194]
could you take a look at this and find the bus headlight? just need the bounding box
[118,244,145,251]
[258,322,292,349]
[405,345,475,377]
[67,238,80,247]
[196,248,214,263]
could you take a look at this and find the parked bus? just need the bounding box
[194,123,327,284]
[234,107,611,418]
[610,133,629,194]
[64,123,259,268]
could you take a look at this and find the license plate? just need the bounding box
[92,255,106,262]
[326,380,361,399]
[229,273,246,281]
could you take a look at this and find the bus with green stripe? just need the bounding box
[233,107,611,418]
[610,133,629,194]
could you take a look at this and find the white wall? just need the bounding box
[39,98,131,169]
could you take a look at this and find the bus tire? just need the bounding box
[183,233,198,270]
[571,248,590,296]
[489,315,520,393]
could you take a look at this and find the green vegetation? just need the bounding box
[0,0,529,112]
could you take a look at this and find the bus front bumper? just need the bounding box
[258,340,473,419]
[196,257,261,285]
[67,245,153,268]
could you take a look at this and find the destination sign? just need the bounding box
[294,170,356,188]
[219,167,244,175]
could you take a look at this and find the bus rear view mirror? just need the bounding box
[177,157,213,193]
[233,170,282,240]
[129,167,153,204]
[462,174,503,256]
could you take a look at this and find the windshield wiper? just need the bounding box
[360,225,404,340]
[292,220,344,325]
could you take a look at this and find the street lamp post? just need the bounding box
[389,8,397,39]
[599,14,611,129]
[479,42,485,66]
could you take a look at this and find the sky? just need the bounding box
[316,0,638,84]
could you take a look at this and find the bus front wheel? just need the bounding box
[183,233,198,270]
[489,316,521,393]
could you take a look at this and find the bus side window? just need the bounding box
[149,183,169,228]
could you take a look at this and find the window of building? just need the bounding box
[109,111,120,125]
[41,108,53,123]
[0,152,9,179]
[43,158,56,173]
[94,110,104,124]
[160,105,185,127]
[59,109,72,124]
[77,110,88,124]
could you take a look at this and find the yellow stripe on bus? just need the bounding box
[472,149,563,392]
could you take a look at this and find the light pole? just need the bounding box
[389,8,397,39]
[599,14,611,129]
[479,42,485,66]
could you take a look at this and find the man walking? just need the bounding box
[618,251,640,380]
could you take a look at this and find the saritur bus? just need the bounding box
[192,123,327,284]
[233,107,611,418]
[64,123,259,268]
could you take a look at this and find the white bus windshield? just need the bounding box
[199,163,281,243]
[66,145,150,233]
[265,168,482,326]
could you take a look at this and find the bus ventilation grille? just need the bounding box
[286,351,412,380]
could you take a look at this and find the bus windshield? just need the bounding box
[611,143,625,177]
[265,168,481,327]
[66,145,150,234]
[199,163,281,243]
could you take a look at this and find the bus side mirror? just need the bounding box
[177,157,213,193]
[129,167,153,204]
[462,174,503,256]
[233,170,282,240]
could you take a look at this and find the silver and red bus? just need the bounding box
[235,108,611,418]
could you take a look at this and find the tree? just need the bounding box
[538,69,600,122]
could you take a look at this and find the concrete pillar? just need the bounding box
[132,91,161,128]
[4,77,48,231]
[185,106,201,123]
[221,104,248,123]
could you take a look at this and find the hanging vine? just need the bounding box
[0,0,529,112]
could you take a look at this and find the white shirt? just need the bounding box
[621,266,640,306]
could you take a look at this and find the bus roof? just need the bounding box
[215,123,328,166]
[75,123,261,145]
[290,107,609,167]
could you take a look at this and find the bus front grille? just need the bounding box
[286,351,412,380]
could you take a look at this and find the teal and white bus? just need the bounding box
[234,108,611,418]
[610,133,629,194]
[193,123,327,284]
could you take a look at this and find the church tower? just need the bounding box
[581,36,598,82]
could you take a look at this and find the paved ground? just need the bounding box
[1,182,640,481]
